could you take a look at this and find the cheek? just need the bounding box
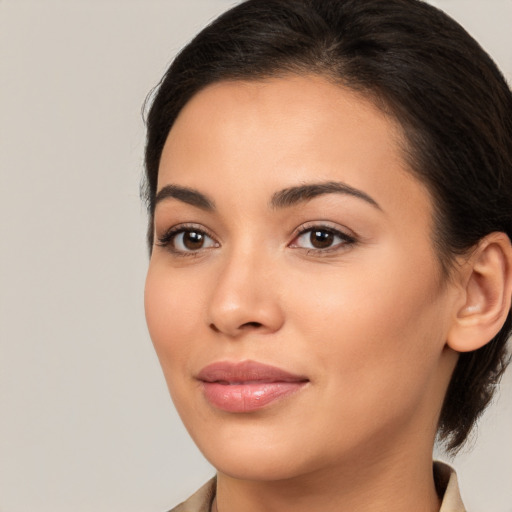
[287,246,447,396]
[278,257,449,457]
[144,263,201,366]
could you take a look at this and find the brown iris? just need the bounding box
[182,231,206,250]
[310,230,334,249]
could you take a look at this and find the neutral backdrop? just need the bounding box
[1,1,511,511]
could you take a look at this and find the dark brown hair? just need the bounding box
[143,0,512,452]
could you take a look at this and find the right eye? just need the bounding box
[157,226,219,255]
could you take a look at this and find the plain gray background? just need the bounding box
[1,1,511,511]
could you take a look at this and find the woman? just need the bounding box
[143,0,512,510]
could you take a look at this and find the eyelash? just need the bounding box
[155,223,356,257]
[290,223,356,255]
[156,224,219,257]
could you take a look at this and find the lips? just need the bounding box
[196,360,309,413]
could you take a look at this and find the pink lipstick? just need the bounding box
[197,360,308,413]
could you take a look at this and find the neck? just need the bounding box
[214,445,441,512]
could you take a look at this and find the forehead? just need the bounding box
[165,75,405,169]
[159,75,431,215]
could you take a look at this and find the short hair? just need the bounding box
[143,0,512,452]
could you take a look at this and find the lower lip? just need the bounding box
[201,381,307,413]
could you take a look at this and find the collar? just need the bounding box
[435,461,466,511]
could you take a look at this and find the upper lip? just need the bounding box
[196,360,309,384]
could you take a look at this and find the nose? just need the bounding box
[207,248,285,338]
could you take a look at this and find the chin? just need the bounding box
[205,445,311,482]
[187,420,317,481]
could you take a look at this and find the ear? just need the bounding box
[447,232,512,353]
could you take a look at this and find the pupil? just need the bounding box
[184,231,204,250]
[311,230,333,249]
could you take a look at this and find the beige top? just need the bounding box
[169,462,465,512]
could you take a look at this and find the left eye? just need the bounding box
[172,230,217,252]
[291,227,354,250]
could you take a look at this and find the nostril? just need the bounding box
[241,321,263,329]
[209,323,221,333]
[209,321,262,334]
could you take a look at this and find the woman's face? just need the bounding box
[145,76,459,480]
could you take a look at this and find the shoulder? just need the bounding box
[168,478,216,512]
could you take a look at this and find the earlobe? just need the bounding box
[447,232,512,353]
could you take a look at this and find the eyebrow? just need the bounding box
[154,180,381,212]
[270,181,381,210]
[154,184,215,211]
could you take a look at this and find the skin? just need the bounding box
[145,75,466,512]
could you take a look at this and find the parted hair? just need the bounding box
[144,0,512,452]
